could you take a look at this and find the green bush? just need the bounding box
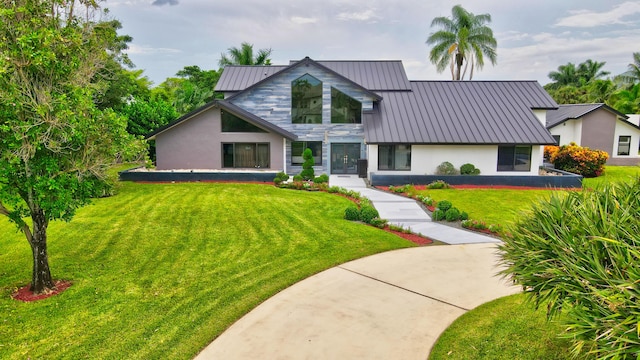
[313,174,329,183]
[416,194,434,206]
[426,180,451,189]
[327,186,340,193]
[436,200,452,212]
[435,161,459,175]
[499,180,640,359]
[273,171,289,185]
[460,163,480,175]
[460,211,469,221]
[359,205,380,224]
[369,218,388,229]
[432,209,446,221]
[445,207,460,221]
[344,206,360,221]
[550,142,608,177]
[292,174,303,182]
[300,148,315,180]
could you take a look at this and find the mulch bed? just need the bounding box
[11,280,72,302]
[383,227,433,245]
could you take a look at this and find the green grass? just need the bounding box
[429,294,574,360]
[418,166,640,228]
[0,182,413,359]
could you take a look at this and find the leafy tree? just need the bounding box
[547,62,581,88]
[426,5,497,80]
[547,59,610,90]
[0,0,144,294]
[121,98,178,137]
[153,66,221,116]
[219,42,273,67]
[577,59,610,83]
[610,83,640,114]
[618,52,640,85]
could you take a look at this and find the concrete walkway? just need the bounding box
[328,175,500,245]
[194,176,517,359]
[196,244,519,359]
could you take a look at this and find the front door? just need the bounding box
[331,143,360,174]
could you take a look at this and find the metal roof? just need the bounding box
[546,103,629,128]
[364,81,558,144]
[215,59,411,92]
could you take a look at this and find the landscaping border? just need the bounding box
[370,168,582,188]
[119,167,278,183]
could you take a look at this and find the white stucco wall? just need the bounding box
[368,144,543,176]
[548,119,582,146]
[612,120,640,158]
[533,109,547,127]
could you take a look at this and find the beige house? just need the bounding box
[546,104,640,166]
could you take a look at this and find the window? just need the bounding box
[291,74,322,124]
[291,141,322,165]
[497,146,532,171]
[552,135,560,145]
[331,87,361,123]
[378,145,411,171]
[222,143,269,168]
[221,110,266,133]
[617,136,631,156]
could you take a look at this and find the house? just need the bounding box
[147,57,559,183]
[546,104,640,166]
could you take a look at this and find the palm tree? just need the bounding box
[426,5,497,80]
[619,52,640,85]
[577,59,609,83]
[218,42,272,67]
[547,63,580,88]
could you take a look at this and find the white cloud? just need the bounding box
[336,9,378,22]
[554,1,640,27]
[127,44,181,55]
[291,16,318,24]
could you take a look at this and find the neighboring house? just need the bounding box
[148,57,558,180]
[546,104,640,166]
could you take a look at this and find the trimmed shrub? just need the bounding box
[436,200,452,212]
[445,207,460,221]
[344,206,360,221]
[327,186,340,193]
[460,163,480,175]
[432,209,446,221]
[416,194,434,206]
[499,180,640,359]
[459,211,469,221]
[273,171,289,185]
[292,174,303,182]
[360,205,380,224]
[314,174,329,183]
[550,142,608,177]
[435,161,459,175]
[300,148,315,180]
[426,180,450,189]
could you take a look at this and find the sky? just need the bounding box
[103,0,640,86]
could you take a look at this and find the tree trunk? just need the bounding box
[455,53,464,81]
[28,209,55,293]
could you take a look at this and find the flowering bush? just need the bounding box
[550,142,608,177]
[543,145,559,160]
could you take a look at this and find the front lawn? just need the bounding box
[429,294,574,360]
[0,182,413,359]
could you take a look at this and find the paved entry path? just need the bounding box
[328,175,500,245]
[194,176,517,359]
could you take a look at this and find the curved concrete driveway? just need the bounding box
[195,243,519,359]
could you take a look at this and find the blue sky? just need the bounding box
[104,0,640,86]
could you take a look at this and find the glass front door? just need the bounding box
[331,143,360,174]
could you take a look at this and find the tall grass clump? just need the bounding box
[498,179,640,359]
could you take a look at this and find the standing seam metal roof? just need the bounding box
[365,81,558,144]
[545,103,629,128]
[215,60,412,92]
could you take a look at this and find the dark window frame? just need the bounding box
[378,144,411,171]
[617,135,631,156]
[330,87,362,124]
[221,110,267,133]
[497,145,532,172]
[222,142,270,169]
[291,141,322,166]
[552,135,560,145]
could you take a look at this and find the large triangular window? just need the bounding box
[331,87,361,124]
